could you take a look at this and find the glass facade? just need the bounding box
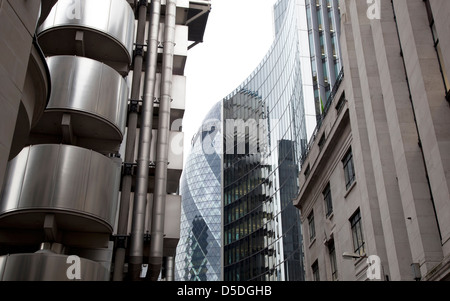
[222,0,306,281]
[305,0,342,120]
[176,102,222,281]
[177,0,310,281]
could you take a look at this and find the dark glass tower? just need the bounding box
[222,0,307,281]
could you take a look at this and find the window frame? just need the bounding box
[350,209,365,256]
[308,211,316,241]
[311,260,320,281]
[342,148,355,190]
[323,182,333,217]
[328,240,338,281]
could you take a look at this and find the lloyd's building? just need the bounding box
[0,0,210,281]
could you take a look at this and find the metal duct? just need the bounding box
[163,256,175,281]
[148,0,177,281]
[112,0,148,281]
[128,0,162,281]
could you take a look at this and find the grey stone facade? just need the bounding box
[294,0,450,281]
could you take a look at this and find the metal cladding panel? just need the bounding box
[158,24,188,75]
[45,56,128,140]
[37,0,135,65]
[158,24,188,57]
[0,253,109,281]
[154,74,186,112]
[164,194,181,240]
[143,194,181,240]
[150,130,184,171]
[0,144,121,232]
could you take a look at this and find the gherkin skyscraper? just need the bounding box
[176,102,222,281]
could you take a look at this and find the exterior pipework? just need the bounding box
[149,0,177,281]
[128,0,162,281]
[113,0,148,281]
[164,256,175,281]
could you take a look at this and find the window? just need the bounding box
[304,164,311,179]
[342,148,355,190]
[350,209,365,256]
[335,92,346,113]
[312,260,320,281]
[323,183,333,217]
[328,240,338,281]
[308,211,316,241]
[318,133,326,150]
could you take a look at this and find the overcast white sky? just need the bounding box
[182,0,278,163]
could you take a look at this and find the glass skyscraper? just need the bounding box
[304,0,342,120]
[222,0,306,281]
[176,102,222,281]
[176,0,313,281]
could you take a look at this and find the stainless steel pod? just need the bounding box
[0,252,109,281]
[38,0,58,27]
[30,55,128,154]
[0,144,121,234]
[37,0,135,75]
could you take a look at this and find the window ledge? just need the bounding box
[326,212,334,220]
[344,180,357,198]
[354,254,367,266]
[309,237,316,248]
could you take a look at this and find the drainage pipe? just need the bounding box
[148,0,177,281]
[113,0,148,281]
[129,0,162,281]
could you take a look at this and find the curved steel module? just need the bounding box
[0,144,121,234]
[38,0,58,27]
[32,56,128,146]
[0,253,109,281]
[37,0,135,72]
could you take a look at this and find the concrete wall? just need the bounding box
[0,0,42,194]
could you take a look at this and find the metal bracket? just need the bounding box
[129,99,142,113]
[122,162,136,176]
[134,44,144,57]
[112,235,129,249]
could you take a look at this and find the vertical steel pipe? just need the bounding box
[129,0,162,281]
[164,256,175,281]
[113,1,148,281]
[148,0,177,281]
